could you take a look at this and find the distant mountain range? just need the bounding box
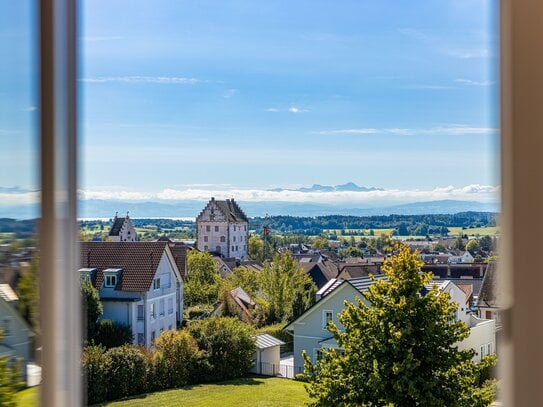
[269,182,383,193]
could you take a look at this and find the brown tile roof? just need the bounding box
[197,198,248,223]
[167,242,193,278]
[80,241,171,292]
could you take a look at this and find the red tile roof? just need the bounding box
[80,241,171,292]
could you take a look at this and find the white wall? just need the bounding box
[459,316,496,362]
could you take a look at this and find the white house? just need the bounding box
[448,251,474,264]
[0,294,35,380]
[196,197,249,259]
[285,276,495,373]
[108,212,137,242]
[250,334,285,376]
[79,241,184,347]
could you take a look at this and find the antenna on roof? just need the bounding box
[115,211,118,218]
[126,211,129,218]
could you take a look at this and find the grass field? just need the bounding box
[105,377,310,407]
[323,228,395,237]
[15,387,38,407]
[447,226,499,236]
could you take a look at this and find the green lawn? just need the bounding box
[15,387,38,407]
[104,377,310,407]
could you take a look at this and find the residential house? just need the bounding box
[79,241,183,347]
[297,260,339,289]
[285,276,495,373]
[0,294,35,378]
[108,212,137,242]
[448,250,474,264]
[211,287,256,324]
[196,198,249,259]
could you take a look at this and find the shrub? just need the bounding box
[189,317,256,382]
[82,346,109,404]
[153,330,202,389]
[105,346,148,400]
[94,320,133,349]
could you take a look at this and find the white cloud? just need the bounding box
[80,76,203,85]
[315,125,498,136]
[455,78,495,87]
[21,106,37,112]
[0,191,40,206]
[266,106,309,113]
[76,184,499,205]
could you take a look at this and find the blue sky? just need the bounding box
[1,0,499,207]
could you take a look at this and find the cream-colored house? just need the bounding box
[285,276,495,373]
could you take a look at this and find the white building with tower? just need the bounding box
[109,212,137,242]
[196,198,249,259]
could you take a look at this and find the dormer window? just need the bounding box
[105,275,117,287]
[103,268,122,288]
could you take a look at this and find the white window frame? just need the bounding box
[153,277,160,290]
[104,274,117,288]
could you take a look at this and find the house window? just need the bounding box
[153,278,161,290]
[236,245,238,251]
[487,343,492,355]
[151,331,156,343]
[220,236,225,242]
[480,345,486,358]
[216,246,221,253]
[232,246,235,252]
[160,299,165,316]
[204,236,208,242]
[3,318,11,336]
[168,325,172,331]
[314,348,325,362]
[150,303,156,319]
[104,275,117,287]
[233,226,236,231]
[215,226,219,232]
[137,305,144,321]
[244,226,247,231]
[323,310,333,328]
[206,225,211,232]
[137,333,144,345]
[168,298,173,314]
[233,236,236,242]
[204,245,208,250]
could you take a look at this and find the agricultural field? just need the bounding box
[323,228,396,237]
[447,226,499,237]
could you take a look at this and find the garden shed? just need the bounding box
[251,333,285,376]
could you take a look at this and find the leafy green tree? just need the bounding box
[17,255,39,331]
[312,235,330,250]
[466,239,480,255]
[185,251,221,306]
[302,245,496,407]
[81,278,103,342]
[454,235,466,251]
[258,251,316,324]
[189,317,256,382]
[224,266,260,298]
[93,320,134,349]
[433,242,447,253]
[339,246,364,259]
[248,236,264,262]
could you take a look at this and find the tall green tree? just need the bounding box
[81,278,103,342]
[0,332,23,407]
[258,251,316,324]
[17,255,39,331]
[303,244,496,407]
[184,251,221,306]
[248,236,264,262]
[224,266,260,298]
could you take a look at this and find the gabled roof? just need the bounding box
[198,198,248,223]
[79,241,176,292]
[231,287,255,307]
[108,216,125,236]
[167,241,192,278]
[318,275,387,297]
[476,261,499,308]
